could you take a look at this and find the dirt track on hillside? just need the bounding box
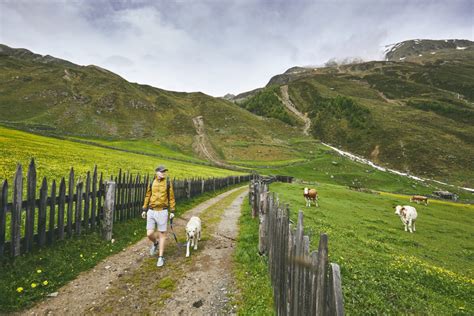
[192,116,235,169]
[279,85,311,135]
[23,187,248,315]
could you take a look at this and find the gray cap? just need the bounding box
[155,165,168,172]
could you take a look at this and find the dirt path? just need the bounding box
[23,187,248,315]
[279,85,311,135]
[159,190,247,315]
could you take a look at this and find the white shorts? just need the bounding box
[146,209,168,232]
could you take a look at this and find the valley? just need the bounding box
[1,38,473,315]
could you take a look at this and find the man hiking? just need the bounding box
[142,165,176,267]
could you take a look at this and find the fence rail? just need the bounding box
[249,177,344,315]
[0,159,250,258]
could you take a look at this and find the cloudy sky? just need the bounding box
[0,0,472,96]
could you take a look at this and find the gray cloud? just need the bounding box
[102,55,134,68]
[0,0,472,96]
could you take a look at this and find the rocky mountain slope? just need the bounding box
[231,39,474,186]
[384,38,474,61]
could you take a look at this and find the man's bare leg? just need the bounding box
[158,231,166,257]
[147,229,157,243]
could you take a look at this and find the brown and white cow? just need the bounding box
[395,205,417,233]
[303,188,318,207]
[410,195,428,205]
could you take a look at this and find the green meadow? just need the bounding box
[234,197,274,315]
[253,144,472,201]
[269,182,473,315]
[65,136,207,164]
[2,123,473,315]
[0,125,245,184]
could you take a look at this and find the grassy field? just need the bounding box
[66,136,207,164]
[233,197,274,315]
[0,125,245,185]
[269,182,473,315]
[253,143,473,201]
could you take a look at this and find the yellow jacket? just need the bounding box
[143,177,176,211]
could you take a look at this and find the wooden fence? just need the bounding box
[250,178,344,316]
[0,159,250,258]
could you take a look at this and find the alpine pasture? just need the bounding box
[1,38,473,314]
[269,182,473,314]
[0,125,245,183]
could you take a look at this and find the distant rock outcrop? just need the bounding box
[224,87,263,104]
[267,66,315,86]
[384,39,474,61]
[222,93,235,100]
[0,44,76,67]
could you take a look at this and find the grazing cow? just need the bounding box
[410,195,428,205]
[303,188,318,207]
[395,205,417,233]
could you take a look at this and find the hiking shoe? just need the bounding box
[150,242,159,256]
[157,256,165,267]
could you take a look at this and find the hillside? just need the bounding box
[232,39,474,187]
[0,44,307,166]
[0,125,244,184]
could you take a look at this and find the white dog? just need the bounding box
[395,205,418,233]
[185,216,201,257]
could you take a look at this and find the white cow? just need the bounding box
[395,205,418,233]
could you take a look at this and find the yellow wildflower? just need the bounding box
[31,283,37,288]
[16,287,24,293]
[42,281,48,286]
[37,269,42,273]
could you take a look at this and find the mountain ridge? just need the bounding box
[1,40,473,186]
[0,43,308,167]
[228,39,474,186]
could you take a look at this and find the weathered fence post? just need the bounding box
[315,234,329,315]
[249,181,253,206]
[258,185,268,255]
[91,167,98,229]
[187,180,192,199]
[251,181,259,218]
[58,178,66,240]
[75,179,83,235]
[102,181,115,241]
[38,177,48,247]
[25,159,36,253]
[48,180,56,245]
[67,168,74,238]
[0,180,8,258]
[328,263,345,316]
[12,164,22,257]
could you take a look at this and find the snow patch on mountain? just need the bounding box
[322,142,474,192]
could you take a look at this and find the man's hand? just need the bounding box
[141,211,147,219]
